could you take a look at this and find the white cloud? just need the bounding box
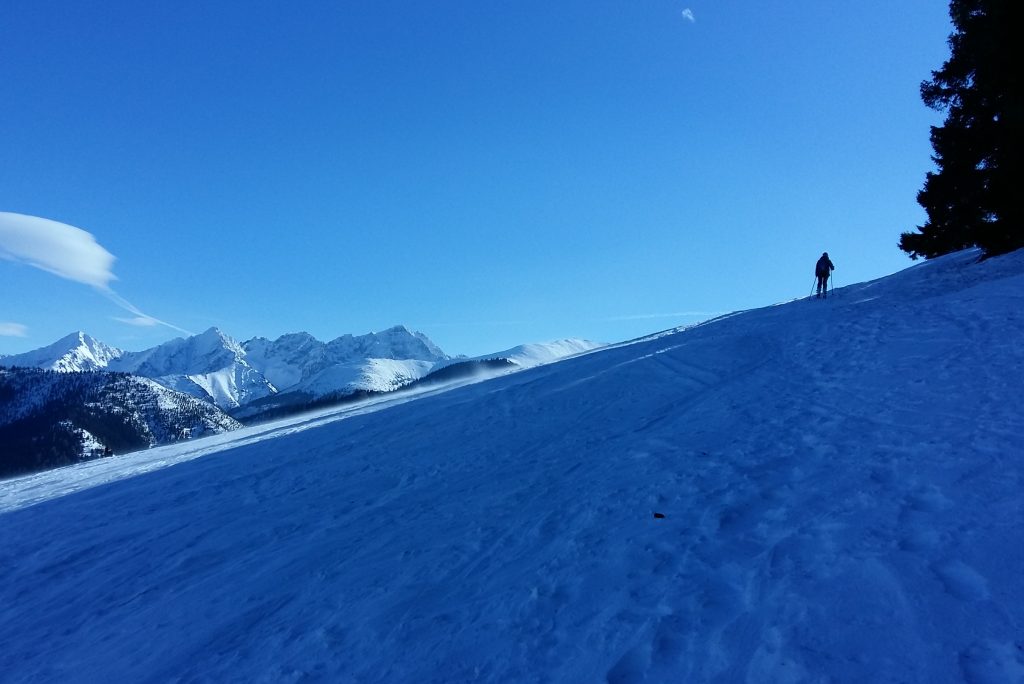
[681,8,696,23]
[0,211,190,335]
[0,212,116,289]
[0,322,28,337]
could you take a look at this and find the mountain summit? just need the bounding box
[107,327,275,409]
[1,331,123,372]
[243,325,449,396]
[115,327,247,377]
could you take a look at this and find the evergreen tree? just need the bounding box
[899,0,1022,259]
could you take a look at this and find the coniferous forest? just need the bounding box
[0,368,241,478]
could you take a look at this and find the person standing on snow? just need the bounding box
[815,252,834,298]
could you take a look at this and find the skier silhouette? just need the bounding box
[815,252,834,298]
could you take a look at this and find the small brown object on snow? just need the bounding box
[653,512,666,519]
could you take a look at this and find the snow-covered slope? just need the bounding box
[297,357,437,395]
[2,249,1022,682]
[481,337,604,368]
[0,331,123,372]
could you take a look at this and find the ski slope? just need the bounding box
[2,249,1022,683]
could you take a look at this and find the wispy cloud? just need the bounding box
[0,322,28,337]
[599,311,722,322]
[416,319,533,328]
[0,212,190,335]
[115,315,162,327]
[681,8,696,23]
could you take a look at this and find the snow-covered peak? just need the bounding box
[55,331,89,346]
[244,332,319,358]
[195,327,244,355]
[104,328,276,409]
[113,327,246,377]
[247,331,315,350]
[242,326,448,394]
[0,331,123,372]
[324,326,448,365]
[242,332,325,390]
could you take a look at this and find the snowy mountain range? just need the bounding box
[2,248,1021,681]
[242,325,449,399]
[2,326,601,412]
[2,331,122,372]
[0,328,275,408]
[1,326,603,468]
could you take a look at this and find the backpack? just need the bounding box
[815,257,832,278]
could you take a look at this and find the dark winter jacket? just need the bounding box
[815,256,835,278]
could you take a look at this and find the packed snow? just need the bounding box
[1,249,1022,682]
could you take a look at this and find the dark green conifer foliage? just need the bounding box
[900,0,1022,259]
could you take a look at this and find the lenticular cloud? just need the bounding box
[0,211,117,290]
[0,211,189,334]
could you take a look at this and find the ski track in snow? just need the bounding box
[2,249,1024,682]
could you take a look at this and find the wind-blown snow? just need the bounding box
[1,249,1022,682]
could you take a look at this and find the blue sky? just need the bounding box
[1,1,951,357]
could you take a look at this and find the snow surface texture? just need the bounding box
[1,249,1022,682]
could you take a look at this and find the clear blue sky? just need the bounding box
[1,1,951,357]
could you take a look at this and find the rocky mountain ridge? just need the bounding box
[2,325,453,410]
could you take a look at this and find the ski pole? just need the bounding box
[810,277,817,297]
